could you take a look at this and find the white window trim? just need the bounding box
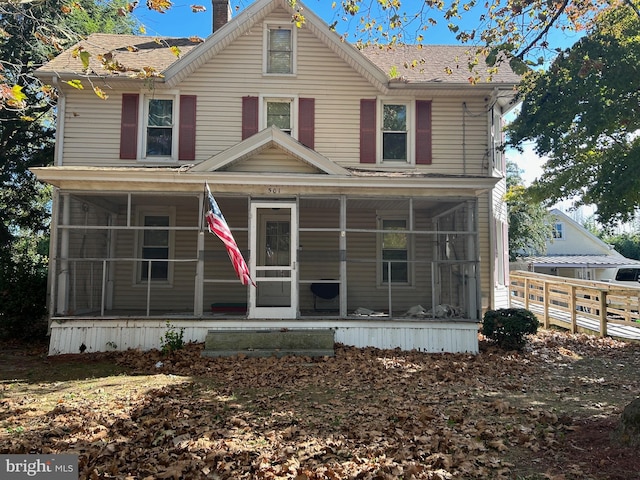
[259,94,299,139]
[133,206,176,286]
[263,22,297,76]
[376,212,414,287]
[138,90,180,162]
[377,98,414,165]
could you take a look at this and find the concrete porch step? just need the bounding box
[201,328,335,358]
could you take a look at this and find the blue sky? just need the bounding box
[135,0,495,44]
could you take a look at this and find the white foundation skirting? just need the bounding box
[48,318,480,355]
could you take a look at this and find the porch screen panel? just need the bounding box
[434,201,478,319]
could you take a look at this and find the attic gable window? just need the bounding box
[264,23,295,75]
[552,222,564,240]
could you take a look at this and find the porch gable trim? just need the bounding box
[190,126,351,176]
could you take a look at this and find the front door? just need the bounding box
[249,201,297,318]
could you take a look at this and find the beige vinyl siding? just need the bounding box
[61,88,124,166]
[180,8,377,166]
[223,146,319,173]
[59,7,493,178]
[431,97,489,176]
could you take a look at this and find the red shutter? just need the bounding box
[360,99,376,163]
[242,96,259,140]
[120,94,139,159]
[415,100,432,165]
[298,97,315,149]
[178,95,197,161]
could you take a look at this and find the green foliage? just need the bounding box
[506,2,640,225]
[0,246,48,341]
[602,232,640,260]
[482,308,539,351]
[505,161,553,260]
[0,0,136,340]
[160,322,185,354]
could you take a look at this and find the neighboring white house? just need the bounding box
[513,208,640,280]
[31,0,520,355]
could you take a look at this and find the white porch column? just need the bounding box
[194,192,205,316]
[105,213,117,310]
[339,195,347,317]
[467,200,479,319]
[56,193,70,315]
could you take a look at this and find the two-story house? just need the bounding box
[32,0,520,355]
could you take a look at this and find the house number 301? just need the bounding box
[267,187,281,194]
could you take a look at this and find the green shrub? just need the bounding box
[0,253,48,341]
[160,322,185,354]
[482,308,539,351]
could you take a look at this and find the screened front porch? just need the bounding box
[50,191,481,322]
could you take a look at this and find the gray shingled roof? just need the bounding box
[37,32,520,85]
[521,255,640,268]
[36,33,202,78]
[360,45,521,84]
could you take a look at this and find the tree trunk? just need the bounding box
[613,398,640,447]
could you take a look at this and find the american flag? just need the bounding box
[205,183,255,286]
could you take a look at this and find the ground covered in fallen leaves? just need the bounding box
[1,329,639,480]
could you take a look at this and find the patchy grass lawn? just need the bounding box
[1,330,639,479]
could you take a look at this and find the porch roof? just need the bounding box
[521,255,640,269]
[30,165,499,197]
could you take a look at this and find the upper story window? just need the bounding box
[382,103,409,162]
[264,23,295,75]
[260,96,297,137]
[120,93,196,162]
[552,222,564,240]
[243,96,314,148]
[360,99,431,165]
[145,97,175,158]
[266,100,292,134]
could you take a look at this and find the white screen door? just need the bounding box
[249,202,297,318]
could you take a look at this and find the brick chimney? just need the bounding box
[212,0,231,33]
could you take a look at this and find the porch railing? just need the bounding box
[52,256,481,319]
[509,270,640,339]
[53,257,199,317]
